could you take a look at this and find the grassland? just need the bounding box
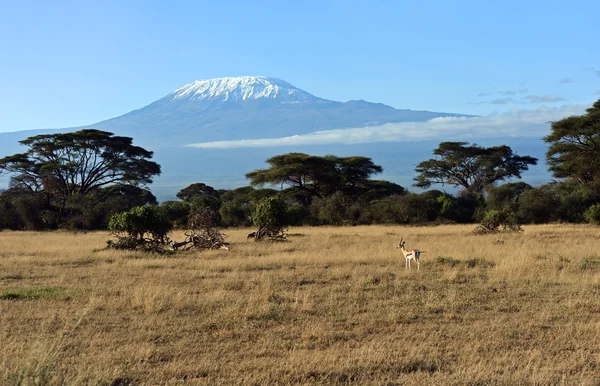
[1,225,599,385]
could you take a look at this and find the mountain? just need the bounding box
[82,76,469,145]
[0,76,549,200]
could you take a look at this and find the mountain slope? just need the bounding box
[86,76,470,145]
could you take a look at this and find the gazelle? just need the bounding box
[397,239,421,271]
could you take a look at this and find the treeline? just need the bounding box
[1,99,599,230]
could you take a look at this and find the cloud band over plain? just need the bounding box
[186,105,586,149]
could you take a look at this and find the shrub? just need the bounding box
[516,186,559,224]
[473,209,522,234]
[311,192,354,225]
[584,203,600,225]
[250,197,290,241]
[107,205,173,251]
[161,200,191,228]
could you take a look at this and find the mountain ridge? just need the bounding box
[81,76,470,146]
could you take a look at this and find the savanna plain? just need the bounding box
[1,225,599,385]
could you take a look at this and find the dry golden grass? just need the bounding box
[1,225,600,385]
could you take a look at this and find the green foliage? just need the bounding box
[160,200,191,228]
[477,209,521,233]
[544,99,600,182]
[251,196,290,229]
[12,192,47,230]
[0,129,161,227]
[219,200,251,227]
[0,198,22,230]
[310,191,361,225]
[365,194,432,225]
[0,129,160,196]
[248,196,291,241]
[584,203,600,225]
[0,287,69,300]
[552,180,600,223]
[177,182,218,201]
[485,182,532,212]
[356,180,406,202]
[246,153,383,205]
[516,185,559,224]
[62,186,158,230]
[108,205,172,242]
[414,142,537,195]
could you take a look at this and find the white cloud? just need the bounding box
[186,105,587,149]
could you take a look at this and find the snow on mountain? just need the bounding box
[0,76,484,199]
[170,76,322,103]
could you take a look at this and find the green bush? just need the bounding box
[311,191,355,225]
[108,205,172,243]
[250,196,290,240]
[584,203,600,225]
[477,209,521,233]
[251,197,290,229]
[161,200,191,228]
[516,186,559,224]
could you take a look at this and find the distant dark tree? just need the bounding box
[62,186,157,230]
[246,153,383,205]
[414,142,538,196]
[354,180,406,202]
[516,185,559,224]
[310,191,362,225]
[246,153,336,205]
[218,187,279,227]
[219,201,250,227]
[366,194,432,225]
[160,200,191,228]
[544,99,600,183]
[176,182,218,201]
[0,188,47,230]
[485,182,532,211]
[552,180,600,223]
[176,182,221,213]
[0,199,21,230]
[332,155,383,198]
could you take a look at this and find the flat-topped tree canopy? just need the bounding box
[413,142,538,196]
[0,129,161,197]
[245,152,383,205]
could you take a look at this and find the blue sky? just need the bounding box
[0,0,598,133]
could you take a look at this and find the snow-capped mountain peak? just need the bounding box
[170,76,320,103]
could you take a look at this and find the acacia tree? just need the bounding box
[245,153,383,205]
[544,99,600,183]
[413,142,537,196]
[176,182,218,202]
[176,182,221,212]
[0,129,161,224]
